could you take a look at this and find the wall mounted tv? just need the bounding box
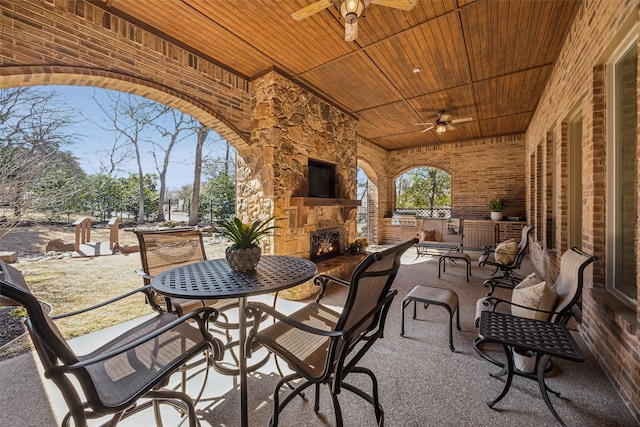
[308,159,336,198]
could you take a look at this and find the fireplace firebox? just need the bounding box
[310,229,341,261]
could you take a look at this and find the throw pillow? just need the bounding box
[511,272,558,321]
[418,229,436,242]
[494,239,519,265]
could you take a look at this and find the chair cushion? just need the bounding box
[494,239,518,265]
[418,229,437,242]
[511,272,558,321]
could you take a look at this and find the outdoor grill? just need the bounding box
[391,213,417,226]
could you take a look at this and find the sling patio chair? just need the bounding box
[244,238,417,427]
[0,260,224,427]
[473,246,596,369]
[479,224,534,296]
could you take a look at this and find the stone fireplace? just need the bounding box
[310,228,341,261]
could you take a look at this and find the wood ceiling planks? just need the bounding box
[97,0,579,151]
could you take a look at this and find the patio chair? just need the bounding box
[134,228,229,315]
[0,260,224,427]
[479,224,534,296]
[244,238,417,427]
[473,246,596,368]
[135,227,267,375]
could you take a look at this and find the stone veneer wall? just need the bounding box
[246,70,359,257]
[524,0,640,420]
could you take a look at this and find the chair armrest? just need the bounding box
[51,285,155,319]
[244,301,345,357]
[244,289,397,357]
[313,274,350,301]
[478,245,496,266]
[474,296,569,327]
[136,268,152,280]
[244,301,344,337]
[50,306,223,372]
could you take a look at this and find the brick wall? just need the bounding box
[0,0,252,150]
[525,0,640,420]
[360,135,527,221]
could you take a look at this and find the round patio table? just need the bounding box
[151,255,317,427]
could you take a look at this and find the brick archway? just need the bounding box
[0,67,250,153]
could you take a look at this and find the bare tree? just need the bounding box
[85,90,135,176]
[0,87,82,237]
[95,92,161,223]
[149,108,196,222]
[189,125,209,226]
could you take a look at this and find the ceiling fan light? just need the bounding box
[341,0,365,24]
[436,124,447,135]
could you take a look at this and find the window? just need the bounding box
[395,167,451,217]
[606,34,638,303]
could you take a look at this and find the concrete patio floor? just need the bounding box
[1,250,638,426]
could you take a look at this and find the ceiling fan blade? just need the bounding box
[446,124,456,130]
[449,117,473,124]
[420,125,435,132]
[414,122,435,126]
[370,0,417,11]
[291,0,333,21]
[345,20,358,41]
[439,113,450,122]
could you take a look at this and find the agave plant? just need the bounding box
[216,216,278,250]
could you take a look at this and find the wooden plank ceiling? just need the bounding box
[99,0,580,151]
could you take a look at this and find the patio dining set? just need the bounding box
[0,225,597,427]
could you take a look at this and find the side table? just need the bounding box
[478,311,584,426]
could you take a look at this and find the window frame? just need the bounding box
[605,27,638,305]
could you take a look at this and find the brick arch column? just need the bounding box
[356,158,380,245]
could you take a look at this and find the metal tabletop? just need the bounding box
[479,311,584,362]
[151,255,318,299]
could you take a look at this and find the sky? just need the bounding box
[42,85,231,191]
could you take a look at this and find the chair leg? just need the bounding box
[270,374,314,426]
[328,383,344,427]
[314,383,321,412]
[341,367,384,426]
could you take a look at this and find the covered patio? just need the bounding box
[1,250,636,426]
[2,0,640,424]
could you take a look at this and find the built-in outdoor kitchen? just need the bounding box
[384,213,527,251]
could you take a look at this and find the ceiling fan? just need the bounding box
[415,111,474,136]
[291,0,417,42]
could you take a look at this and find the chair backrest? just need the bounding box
[510,224,534,268]
[135,228,207,280]
[336,238,417,340]
[0,261,79,366]
[550,247,597,324]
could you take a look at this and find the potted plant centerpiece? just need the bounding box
[216,216,278,271]
[488,198,504,221]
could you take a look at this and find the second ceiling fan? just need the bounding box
[416,111,474,136]
[292,0,417,42]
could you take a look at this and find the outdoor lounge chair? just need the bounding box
[473,246,596,368]
[0,260,224,427]
[479,224,534,296]
[244,238,417,427]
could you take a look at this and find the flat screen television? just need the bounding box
[308,159,336,198]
